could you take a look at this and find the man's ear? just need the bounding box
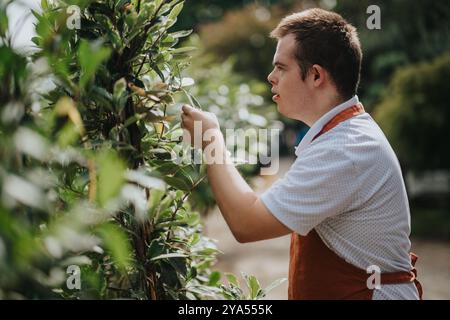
[310,64,326,87]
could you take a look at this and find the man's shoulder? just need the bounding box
[311,114,389,149]
[301,114,399,168]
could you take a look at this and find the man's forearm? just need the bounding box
[180,105,291,242]
[205,131,258,241]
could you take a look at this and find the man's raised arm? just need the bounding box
[181,104,291,243]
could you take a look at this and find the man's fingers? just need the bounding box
[181,113,191,129]
[181,104,194,114]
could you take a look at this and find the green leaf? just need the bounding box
[40,0,49,10]
[125,169,166,189]
[141,2,156,18]
[163,176,190,191]
[150,252,188,261]
[168,2,184,21]
[182,88,203,110]
[184,210,200,226]
[97,150,126,207]
[124,113,145,127]
[186,285,222,298]
[181,77,195,87]
[0,8,8,37]
[164,2,184,29]
[158,191,176,213]
[245,274,261,299]
[90,86,113,110]
[170,46,197,54]
[159,261,181,288]
[187,267,197,281]
[153,0,164,11]
[154,162,179,175]
[157,2,172,16]
[225,273,239,287]
[147,239,165,259]
[155,208,173,224]
[113,77,127,100]
[174,167,194,185]
[57,122,80,147]
[98,223,131,271]
[78,40,111,89]
[31,36,41,46]
[208,271,221,286]
[148,188,165,220]
[194,247,220,256]
[170,29,193,39]
[115,0,129,10]
[160,34,176,47]
[150,62,166,82]
[189,233,200,246]
[169,256,188,277]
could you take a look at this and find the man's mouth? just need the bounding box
[272,94,280,101]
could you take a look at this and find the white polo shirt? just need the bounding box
[261,96,419,300]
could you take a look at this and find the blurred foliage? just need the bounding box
[0,0,285,299]
[374,53,450,172]
[174,0,297,32]
[334,0,450,109]
[199,5,279,82]
[410,196,450,241]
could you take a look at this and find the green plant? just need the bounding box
[0,0,285,300]
[219,272,286,300]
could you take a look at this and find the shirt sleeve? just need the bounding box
[260,145,359,236]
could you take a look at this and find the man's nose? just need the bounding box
[267,70,276,85]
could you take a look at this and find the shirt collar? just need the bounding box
[294,95,360,157]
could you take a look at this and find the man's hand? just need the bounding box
[181,104,221,149]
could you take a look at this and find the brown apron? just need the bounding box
[289,103,423,300]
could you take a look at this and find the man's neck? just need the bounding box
[305,94,348,127]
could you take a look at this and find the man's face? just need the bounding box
[267,33,311,121]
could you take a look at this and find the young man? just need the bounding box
[180,8,422,300]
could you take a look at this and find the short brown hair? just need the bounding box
[270,8,362,99]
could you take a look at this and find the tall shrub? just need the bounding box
[1,0,283,300]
